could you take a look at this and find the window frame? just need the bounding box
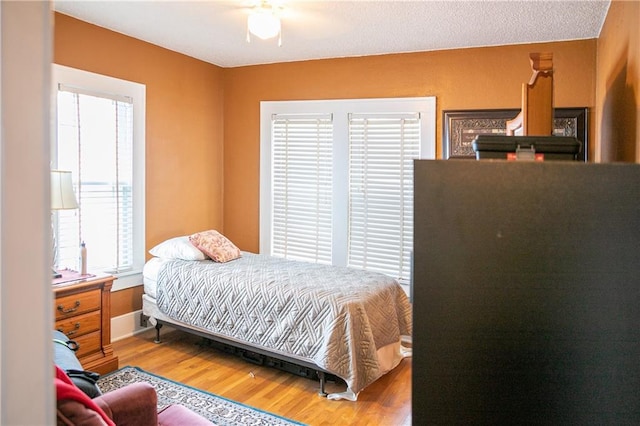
[52,64,145,291]
[260,97,436,276]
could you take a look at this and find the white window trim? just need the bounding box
[259,97,436,266]
[52,64,145,291]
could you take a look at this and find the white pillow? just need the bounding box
[149,236,206,260]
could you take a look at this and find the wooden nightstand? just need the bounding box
[53,274,119,374]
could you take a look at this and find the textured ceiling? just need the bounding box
[53,0,611,68]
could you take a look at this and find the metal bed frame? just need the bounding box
[143,314,343,397]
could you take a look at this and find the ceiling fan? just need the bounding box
[246,0,285,45]
[239,0,346,46]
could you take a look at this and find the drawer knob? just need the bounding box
[57,300,80,314]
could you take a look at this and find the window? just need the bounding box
[348,113,421,279]
[260,98,435,283]
[52,64,145,290]
[271,114,334,264]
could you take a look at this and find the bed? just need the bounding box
[141,233,412,401]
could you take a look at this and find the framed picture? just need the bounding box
[443,108,588,161]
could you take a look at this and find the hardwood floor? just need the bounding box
[112,327,412,426]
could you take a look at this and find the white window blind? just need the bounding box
[55,87,134,273]
[261,97,436,287]
[271,114,334,264]
[348,113,420,280]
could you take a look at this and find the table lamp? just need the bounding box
[51,170,78,278]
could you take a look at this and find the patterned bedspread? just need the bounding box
[155,252,412,399]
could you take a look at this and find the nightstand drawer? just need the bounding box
[74,331,102,359]
[53,275,118,375]
[55,310,101,338]
[54,289,101,320]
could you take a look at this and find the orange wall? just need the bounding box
[223,40,597,252]
[595,0,640,162]
[54,14,599,258]
[55,13,226,315]
[54,13,226,252]
[55,13,607,317]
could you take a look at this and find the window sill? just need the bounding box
[110,270,143,291]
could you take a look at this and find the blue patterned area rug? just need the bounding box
[97,366,304,426]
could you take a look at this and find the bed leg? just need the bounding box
[154,323,163,344]
[318,371,328,397]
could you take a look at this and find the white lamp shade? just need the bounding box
[51,170,79,210]
[248,9,281,40]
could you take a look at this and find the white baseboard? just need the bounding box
[111,309,152,342]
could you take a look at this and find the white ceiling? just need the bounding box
[53,0,611,68]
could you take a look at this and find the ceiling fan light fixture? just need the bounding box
[247,1,282,45]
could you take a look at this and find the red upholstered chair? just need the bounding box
[55,366,213,426]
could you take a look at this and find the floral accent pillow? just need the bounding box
[189,230,241,263]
